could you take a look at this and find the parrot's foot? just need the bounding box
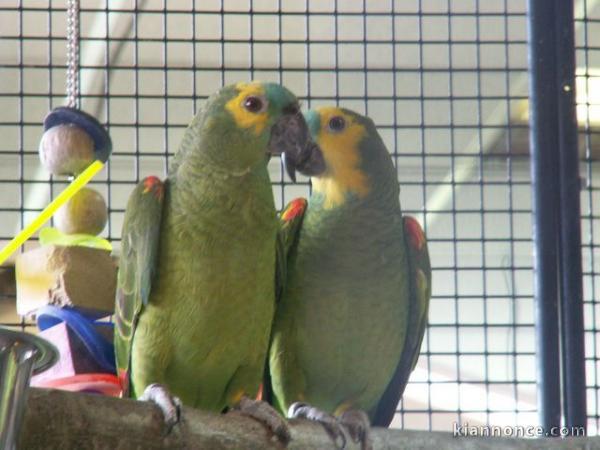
[339,409,372,450]
[288,402,346,449]
[234,396,291,445]
[140,383,182,434]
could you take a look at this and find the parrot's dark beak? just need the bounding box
[268,110,325,182]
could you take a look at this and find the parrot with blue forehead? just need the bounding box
[269,106,431,448]
[114,81,319,440]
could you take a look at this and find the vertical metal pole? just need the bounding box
[555,0,587,432]
[527,0,562,431]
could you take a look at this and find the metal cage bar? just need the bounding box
[527,0,587,432]
[555,0,587,432]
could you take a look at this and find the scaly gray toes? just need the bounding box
[140,383,182,434]
[339,409,372,450]
[288,402,347,449]
[236,396,291,445]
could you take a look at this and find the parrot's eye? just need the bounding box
[328,116,346,133]
[243,95,268,114]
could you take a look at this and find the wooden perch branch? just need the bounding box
[19,388,599,450]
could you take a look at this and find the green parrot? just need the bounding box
[114,81,318,439]
[268,106,431,448]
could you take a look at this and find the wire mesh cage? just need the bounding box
[0,0,598,435]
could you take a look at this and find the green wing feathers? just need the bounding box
[372,216,431,427]
[264,197,307,405]
[114,176,165,396]
[275,197,307,301]
[402,216,431,372]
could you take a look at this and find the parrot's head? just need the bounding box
[193,81,321,175]
[292,106,396,208]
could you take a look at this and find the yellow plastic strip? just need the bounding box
[0,160,104,265]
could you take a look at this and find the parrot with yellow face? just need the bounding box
[269,106,431,449]
[114,82,319,441]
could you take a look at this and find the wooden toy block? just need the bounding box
[15,245,117,316]
[30,321,114,386]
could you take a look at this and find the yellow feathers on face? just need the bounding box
[225,82,269,135]
[311,107,370,209]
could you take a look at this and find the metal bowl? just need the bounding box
[0,327,58,375]
[0,327,59,450]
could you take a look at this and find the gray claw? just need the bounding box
[288,402,347,449]
[339,409,372,450]
[235,396,292,444]
[140,383,182,434]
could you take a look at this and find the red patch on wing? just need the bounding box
[404,216,426,251]
[281,198,307,222]
[143,176,164,200]
[118,368,129,397]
